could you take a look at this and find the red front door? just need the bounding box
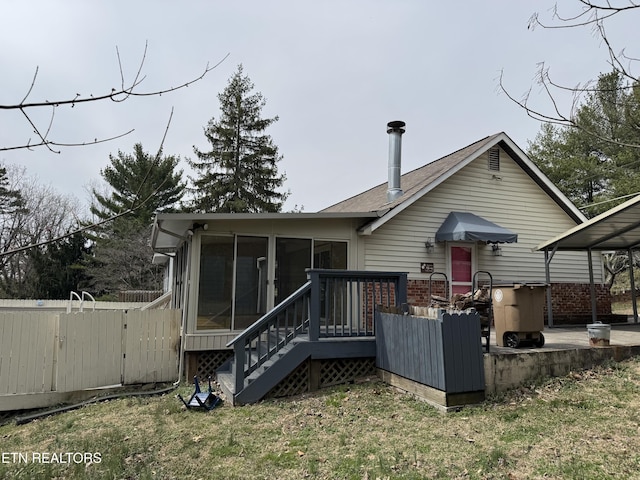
[450,245,473,296]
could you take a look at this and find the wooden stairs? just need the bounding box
[215,270,407,405]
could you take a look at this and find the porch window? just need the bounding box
[313,240,347,269]
[234,236,269,330]
[274,238,348,304]
[197,235,269,331]
[197,235,234,330]
[197,235,349,331]
[275,238,312,304]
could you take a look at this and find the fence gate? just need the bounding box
[0,313,57,395]
[56,311,125,391]
[122,309,180,384]
[56,310,180,391]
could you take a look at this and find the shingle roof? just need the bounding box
[321,133,503,213]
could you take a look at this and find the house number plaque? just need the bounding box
[420,262,434,273]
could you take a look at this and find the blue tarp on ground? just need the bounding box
[435,212,518,243]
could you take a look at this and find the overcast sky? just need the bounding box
[0,1,636,213]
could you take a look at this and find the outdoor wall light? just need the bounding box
[187,222,209,236]
[192,222,209,231]
[425,238,435,254]
[492,244,503,257]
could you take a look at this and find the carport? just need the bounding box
[536,194,640,326]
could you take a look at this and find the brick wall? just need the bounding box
[407,279,447,305]
[406,279,616,325]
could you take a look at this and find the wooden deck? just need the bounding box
[219,270,407,405]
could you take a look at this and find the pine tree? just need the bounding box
[0,166,25,216]
[88,143,186,297]
[189,64,288,213]
[25,231,91,299]
[91,143,186,225]
[528,71,640,217]
[528,71,640,291]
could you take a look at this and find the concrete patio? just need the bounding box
[489,321,640,354]
[483,321,640,398]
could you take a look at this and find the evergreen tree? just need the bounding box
[528,71,640,217]
[25,231,91,299]
[0,165,26,216]
[91,143,186,225]
[528,71,640,292]
[189,64,288,213]
[88,143,186,297]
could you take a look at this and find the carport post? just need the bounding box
[544,247,556,327]
[588,248,597,323]
[629,247,638,323]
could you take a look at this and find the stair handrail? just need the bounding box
[227,281,312,395]
[226,281,311,349]
[225,269,408,398]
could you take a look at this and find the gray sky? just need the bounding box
[0,1,635,213]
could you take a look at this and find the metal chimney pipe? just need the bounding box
[386,120,406,203]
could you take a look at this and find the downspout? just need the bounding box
[174,240,192,386]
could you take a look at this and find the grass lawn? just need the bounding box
[612,301,636,316]
[2,358,640,479]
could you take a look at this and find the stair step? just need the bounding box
[217,332,312,402]
[216,371,235,401]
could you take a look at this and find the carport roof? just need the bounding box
[535,194,640,251]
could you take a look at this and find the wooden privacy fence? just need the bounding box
[375,309,485,408]
[0,309,180,411]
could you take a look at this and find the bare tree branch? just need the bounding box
[0,43,230,153]
[499,67,640,149]
[502,1,640,148]
[0,110,179,258]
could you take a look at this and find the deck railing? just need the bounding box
[227,270,407,395]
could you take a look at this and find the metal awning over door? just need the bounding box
[435,212,518,243]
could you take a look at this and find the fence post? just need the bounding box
[308,270,321,341]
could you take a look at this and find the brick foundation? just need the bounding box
[407,279,618,325]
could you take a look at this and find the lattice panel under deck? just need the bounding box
[267,360,310,399]
[196,351,233,379]
[319,358,376,388]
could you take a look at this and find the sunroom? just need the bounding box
[151,212,378,351]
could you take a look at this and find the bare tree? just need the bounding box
[0,47,227,268]
[0,43,228,153]
[0,165,81,296]
[500,1,640,147]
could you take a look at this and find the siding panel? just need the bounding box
[365,149,603,283]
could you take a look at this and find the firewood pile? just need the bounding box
[428,286,492,326]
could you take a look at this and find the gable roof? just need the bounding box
[322,131,586,234]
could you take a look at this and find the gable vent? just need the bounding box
[488,147,500,171]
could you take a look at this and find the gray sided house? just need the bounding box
[151,125,611,395]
